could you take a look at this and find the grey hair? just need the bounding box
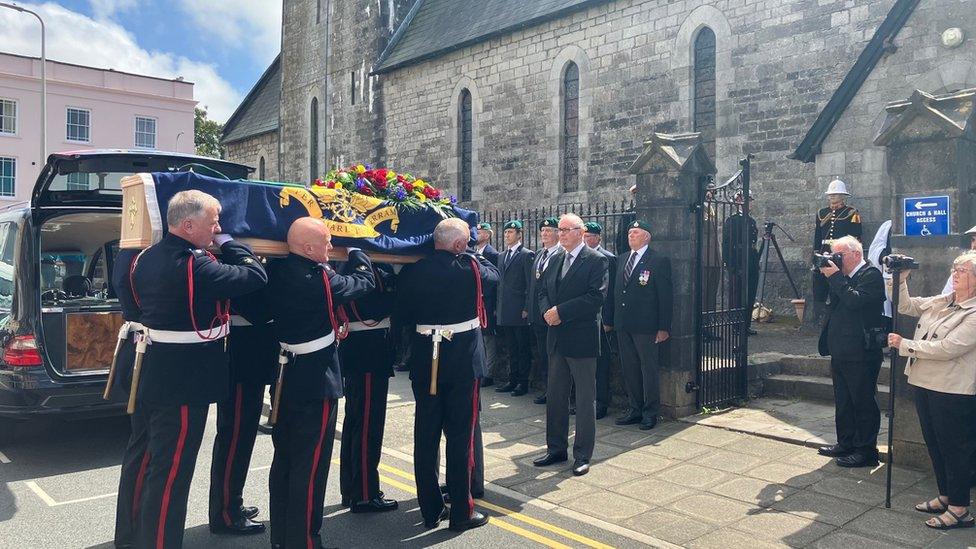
[831,235,862,254]
[167,190,221,227]
[433,218,470,247]
[953,251,976,275]
[559,213,584,228]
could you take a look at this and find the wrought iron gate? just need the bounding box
[695,155,753,408]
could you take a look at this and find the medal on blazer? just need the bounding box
[638,270,650,286]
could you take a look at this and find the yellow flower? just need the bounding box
[413,191,426,202]
[386,170,397,180]
[334,182,344,190]
[414,179,427,189]
[355,164,366,174]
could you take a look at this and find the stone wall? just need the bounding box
[224,131,281,181]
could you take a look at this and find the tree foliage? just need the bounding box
[194,107,225,158]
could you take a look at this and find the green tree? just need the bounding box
[194,107,225,158]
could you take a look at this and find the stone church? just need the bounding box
[222,0,976,308]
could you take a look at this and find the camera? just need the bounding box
[882,253,919,271]
[812,252,843,270]
[864,327,890,351]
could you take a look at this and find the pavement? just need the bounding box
[1,374,973,548]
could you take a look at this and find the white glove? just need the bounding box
[346,247,362,254]
[213,234,233,246]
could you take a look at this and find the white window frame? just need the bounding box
[65,107,91,143]
[0,157,16,198]
[65,172,90,191]
[134,115,157,149]
[0,98,16,136]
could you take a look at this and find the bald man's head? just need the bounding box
[288,217,333,263]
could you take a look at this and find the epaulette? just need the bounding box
[191,248,207,257]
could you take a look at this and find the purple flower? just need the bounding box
[365,163,373,170]
[394,187,407,200]
[450,195,458,205]
[355,177,367,190]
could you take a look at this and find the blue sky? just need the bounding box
[1,1,282,121]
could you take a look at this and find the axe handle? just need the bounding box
[429,355,439,396]
[126,352,144,415]
[102,337,125,401]
[270,361,286,425]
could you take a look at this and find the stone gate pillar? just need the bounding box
[628,133,716,418]
[873,88,976,469]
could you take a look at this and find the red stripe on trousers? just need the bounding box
[361,373,372,502]
[156,405,189,549]
[222,383,244,526]
[306,400,331,549]
[132,451,151,521]
[466,379,480,517]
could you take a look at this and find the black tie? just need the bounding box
[505,249,514,266]
[624,251,638,283]
[537,248,549,276]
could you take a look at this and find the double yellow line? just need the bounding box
[372,461,615,549]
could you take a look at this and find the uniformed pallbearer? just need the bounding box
[395,218,499,531]
[265,217,374,549]
[338,262,399,513]
[812,179,862,303]
[128,190,267,549]
[109,247,148,549]
[207,286,276,535]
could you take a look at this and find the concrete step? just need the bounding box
[763,373,891,410]
[778,355,891,380]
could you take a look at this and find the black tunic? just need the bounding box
[337,263,396,377]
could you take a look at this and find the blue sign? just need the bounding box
[903,195,949,237]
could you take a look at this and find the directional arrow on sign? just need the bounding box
[915,201,938,209]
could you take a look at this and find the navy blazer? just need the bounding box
[539,245,608,358]
[496,244,535,327]
[613,247,673,334]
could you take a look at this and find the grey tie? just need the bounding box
[560,252,573,279]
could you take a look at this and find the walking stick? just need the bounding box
[126,335,148,415]
[884,267,901,509]
[270,352,288,425]
[102,332,126,400]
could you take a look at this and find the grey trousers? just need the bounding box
[546,350,596,461]
[617,330,660,420]
[483,332,503,379]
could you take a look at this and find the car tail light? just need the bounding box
[3,335,43,367]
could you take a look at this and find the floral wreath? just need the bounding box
[315,163,458,213]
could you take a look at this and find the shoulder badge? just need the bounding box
[243,257,254,264]
[356,264,369,272]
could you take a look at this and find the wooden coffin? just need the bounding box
[119,174,421,263]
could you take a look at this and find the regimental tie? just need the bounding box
[624,251,638,283]
[537,248,549,276]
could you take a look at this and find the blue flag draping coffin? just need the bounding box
[138,171,478,254]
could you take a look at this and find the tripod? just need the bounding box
[755,222,802,311]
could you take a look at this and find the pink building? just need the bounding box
[0,52,196,203]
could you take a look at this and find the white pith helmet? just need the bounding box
[824,179,850,196]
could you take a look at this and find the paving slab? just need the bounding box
[809,475,891,506]
[686,527,792,549]
[573,463,642,488]
[598,428,664,449]
[666,492,761,526]
[600,448,677,474]
[731,509,836,547]
[812,529,911,549]
[744,461,828,488]
[636,436,713,461]
[622,508,716,545]
[562,490,652,523]
[771,489,872,527]
[608,477,694,506]
[689,448,771,474]
[653,463,733,490]
[671,424,749,447]
[708,477,797,507]
[509,474,597,504]
[846,508,944,547]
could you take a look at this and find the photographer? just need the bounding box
[815,236,886,468]
[887,251,976,530]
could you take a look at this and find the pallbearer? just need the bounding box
[128,190,267,549]
[208,285,276,535]
[395,218,499,531]
[338,262,399,513]
[265,217,374,549]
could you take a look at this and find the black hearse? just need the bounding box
[0,150,251,436]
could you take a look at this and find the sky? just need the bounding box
[0,0,283,122]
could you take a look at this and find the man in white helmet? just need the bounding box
[812,179,862,303]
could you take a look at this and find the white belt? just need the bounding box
[117,321,145,339]
[145,323,229,344]
[346,318,391,333]
[279,331,336,355]
[416,317,481,342]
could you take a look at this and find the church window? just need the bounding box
[309,97,319,181]
[458,89,472,202]
[561,62,579,193]
[693,27,716,158]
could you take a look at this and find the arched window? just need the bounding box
[316,0,321,24]
[693,27,716,158]
[258,156,266,180]
[561,62,579,193]
[309,97,319,181]
[458,89,472,202]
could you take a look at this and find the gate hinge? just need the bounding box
[685,380,699,393]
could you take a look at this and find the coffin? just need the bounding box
[120,172,478,263]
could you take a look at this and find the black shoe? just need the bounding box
[817,444,853,457]
[424,507,450,529]
[639,417,657,431]
[836,452,879,468]
[511,383,529,396]
[341,497,350,508]
[533,394,547,405]
[209,517,266,536]
[351,497,399,513]
[496,381,518,393]
[532,452,568,467]
[481,377,494,388]
[241,506,259,520]
[595,406,607,420]
[615,413,641,426]
[257,423,273,434]
[572,459,590,476]
[449,511,490,532]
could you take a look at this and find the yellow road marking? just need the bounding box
[491,519,573,549]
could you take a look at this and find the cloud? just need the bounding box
[177,0,282,67]
[0,2,241,122]
[88,0,138,20]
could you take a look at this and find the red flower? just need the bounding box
[397,174,406,183]
[403,182,414,193]
[326,180,336,189]
[423,186,438,199]
[361,187,374,196]
[375,168,388,180]
[313,178,324,186]
[375,178,388,190]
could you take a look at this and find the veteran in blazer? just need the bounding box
[612,220,672,431]
[526,217,563,403]
[584,221,616,419]
[495,220,536,395]
[474,222,500,386]
[532,214,609,477]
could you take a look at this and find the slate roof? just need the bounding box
[373,0,613,74]
[221,55,281,145]
[790,0,920,163]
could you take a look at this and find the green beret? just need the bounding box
[583,221,602,234]
[539,217,559,229]
[477,222,492,231]
[629,219,652,233]
[503,220,523,230]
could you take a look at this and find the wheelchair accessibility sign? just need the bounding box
[903,195,949,237]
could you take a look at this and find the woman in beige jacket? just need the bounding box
[888,251,976,530]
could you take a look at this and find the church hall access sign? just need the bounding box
[903,195,949,237]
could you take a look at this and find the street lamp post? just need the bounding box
[1,2,46,162]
